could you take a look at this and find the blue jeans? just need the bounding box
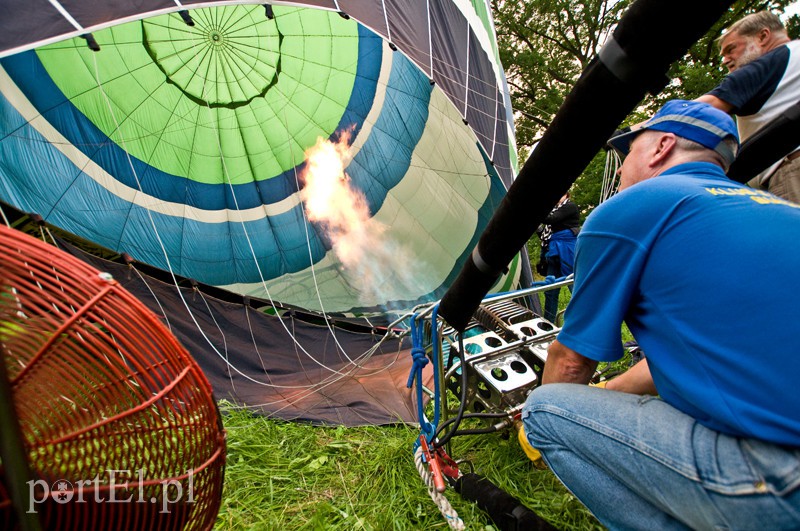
[543,255,573,323]
[522,384,800,530]
[543,255,561,323]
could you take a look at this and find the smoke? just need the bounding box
[299,134,425,308]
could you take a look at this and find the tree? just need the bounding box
[492,0,631,149]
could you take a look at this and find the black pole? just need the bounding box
[0,349,42,531]
[726,100,800,183]
[438,0,736,331]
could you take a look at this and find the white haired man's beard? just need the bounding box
[729,38,763,71]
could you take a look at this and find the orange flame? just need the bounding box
[300,132,416,305]
[301,132,371,261]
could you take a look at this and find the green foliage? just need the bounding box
[787,14,800,39]
[216,404,602,530]
[492,0,632,149]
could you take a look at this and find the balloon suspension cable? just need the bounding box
[89,52,358,393]
[94,29,384,408]
[193,18,386,394]
[88,54,253,380]
[601,149,622,203]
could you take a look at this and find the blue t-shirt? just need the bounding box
[558,162,800,446]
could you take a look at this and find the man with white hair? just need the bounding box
[698,10,800,202]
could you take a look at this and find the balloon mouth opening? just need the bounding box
[142,6,283,106]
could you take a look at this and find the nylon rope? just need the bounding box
[187,11,363,380]
[281,98,365,369]
[413,446,465,530]
[381,0,392,43]
[211,6,382,373]
[180,8,408,406]
[427,0,434,79]
[50,6,517,401]
[600,149,621,203]
[463,18,471,120]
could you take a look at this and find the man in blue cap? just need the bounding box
[520,100,800,529]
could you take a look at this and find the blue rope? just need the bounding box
[406,345,428,388]
[408,305,447,446]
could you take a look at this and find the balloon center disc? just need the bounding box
[143,6,281,106]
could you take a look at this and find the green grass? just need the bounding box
[215,403,603,530]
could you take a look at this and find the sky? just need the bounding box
[785,1,800,19]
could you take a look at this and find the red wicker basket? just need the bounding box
[0,224,225,530]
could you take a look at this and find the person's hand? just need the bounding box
[514,420,547,469]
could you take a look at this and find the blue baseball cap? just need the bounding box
[607,100,739,166]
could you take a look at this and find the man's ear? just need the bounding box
[757,28,771,47]
[649,133,676,166]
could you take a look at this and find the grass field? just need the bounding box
[215,404,603,530]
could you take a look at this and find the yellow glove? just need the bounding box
[591,380,608,388]
[514,421,547,469]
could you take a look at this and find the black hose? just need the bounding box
[438,0,735,331]
[455,473,558,531]
[727,100,800,183]
[433,335,470,448]
[435,411,509,440]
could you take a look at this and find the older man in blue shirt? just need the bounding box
[521,100,800,530]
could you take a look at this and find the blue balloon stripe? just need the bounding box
[0,93,328,282]
[348,53,431,214]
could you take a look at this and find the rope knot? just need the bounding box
[407,346,429,388]
[411,346,428,365]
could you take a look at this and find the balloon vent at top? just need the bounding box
[0,224,226,530]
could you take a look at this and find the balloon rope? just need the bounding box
[600,149,621,203]
[413,445,465,530]
[279,100,365,368]
[184,24,361,379]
